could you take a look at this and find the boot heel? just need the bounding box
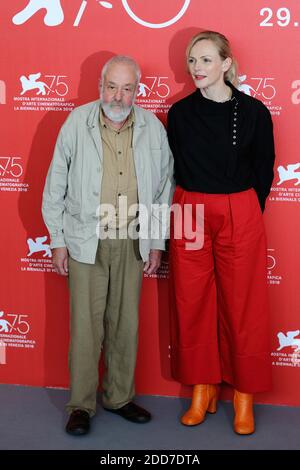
[207,396,217,414]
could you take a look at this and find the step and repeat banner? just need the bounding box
[0,1,299,406]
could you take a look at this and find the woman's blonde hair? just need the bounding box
[186,30,239,86]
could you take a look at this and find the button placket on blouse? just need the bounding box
[232,100,238,146]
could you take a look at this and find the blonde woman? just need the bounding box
[168,31,275,435]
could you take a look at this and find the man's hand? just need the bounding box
[52,247,69,276]
[143,249,162,275]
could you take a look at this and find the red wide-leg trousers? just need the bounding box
[169,186,272,393]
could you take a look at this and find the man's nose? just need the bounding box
[114,88,123,101]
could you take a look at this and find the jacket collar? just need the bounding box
[226,80,240,105]
[87,100,101,128]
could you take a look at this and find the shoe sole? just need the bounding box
[66,428,90,436]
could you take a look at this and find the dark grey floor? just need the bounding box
[0,384,299,450]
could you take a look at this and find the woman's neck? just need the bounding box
[200,82,232,103]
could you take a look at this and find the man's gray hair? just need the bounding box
[100,55,141,86]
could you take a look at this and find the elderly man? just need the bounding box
[42,55,173,435]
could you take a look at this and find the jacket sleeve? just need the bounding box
[251,103,275,211]
[150,123,174,250]
[42,121,72,249]
[166,105,177,152]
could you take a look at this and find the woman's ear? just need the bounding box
[222,57,232,72]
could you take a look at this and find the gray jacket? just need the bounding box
[42,100,174,263]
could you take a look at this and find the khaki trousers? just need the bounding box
[66,238,143,416]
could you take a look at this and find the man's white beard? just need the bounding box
[101,101,132,123]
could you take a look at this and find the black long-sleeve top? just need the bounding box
[167,82,275,211]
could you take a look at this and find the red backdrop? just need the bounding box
[0,0,299,406]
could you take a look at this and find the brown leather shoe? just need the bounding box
[181,384,217,426]
[233,390,255,435]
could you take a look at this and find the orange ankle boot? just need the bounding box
[233,390,255,435]
[181,384,217,426]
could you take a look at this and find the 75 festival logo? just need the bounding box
[238,74,276,100]
[0,310,30,335]
[19,73,69,97]
[12,0,191,28]
[138,77,170,99]
[0,157,23,178]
